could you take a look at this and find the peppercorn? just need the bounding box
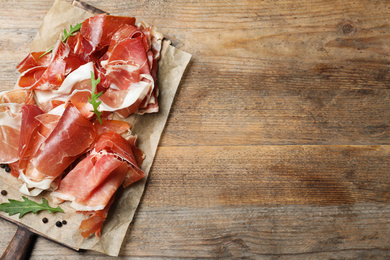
[1,190,7,196]
[4,165,11,173]
[62,220,67,225]
[42,217,48,224]
[55,221,62,227]
[0,164,5,169]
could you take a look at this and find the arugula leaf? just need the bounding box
[62,23,82,42]
[0,196,64,219]
[39,22,82,58]
[39,47,54,59]
[88,71,103,124]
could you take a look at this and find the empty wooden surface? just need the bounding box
[0,0,389,259]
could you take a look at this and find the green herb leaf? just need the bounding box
[39,47,54,59]
[40,22,82,58]
[88,71,103,124]
[62,22,82,42]
[0,196,64,219]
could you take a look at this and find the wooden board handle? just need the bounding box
[1,226,36,260]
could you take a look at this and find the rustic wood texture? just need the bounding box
[1,227,35,260]
[0,0,389,259]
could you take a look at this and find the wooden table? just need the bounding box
[0,0,389,258]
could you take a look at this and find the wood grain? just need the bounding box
[1,227,35,260]
[144,145,390,207]
[20,204,390,258]
[0,0,389,258]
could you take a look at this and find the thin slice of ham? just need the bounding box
[16,51,52,73]
[51,131,144,237]
[78,195,116,238]
[93,132,145,187]
[17,41,86,90]
[52,152,128,210]
[19,103,96,195]
[80,14,136,54]
[17,105,44,174]
[52,131,144,209]
[0,90,36,164]
[0,105,22,164]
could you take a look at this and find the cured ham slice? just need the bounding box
[96,23,162,117]
[34,62,95,117]
[79,195,115,238]
[52,152,128,210]
[94,119,132,136]
[81,14,136,54]
[0,89,35,105]
[0,105,22,164]
[94,132,145,187]
[17,105,44,174]
[52,131,144,209]
[19,103,96,195]
[51,130,144,237]
[17,107,63,178]
[17,41,86,90]
[16,51,52,73]
[0,90,36,164]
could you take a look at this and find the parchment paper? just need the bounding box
[0,0,191,256]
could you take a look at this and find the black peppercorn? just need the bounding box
[4,165,11,173]
[62,220,67,225]
[0,164,5,168]
[42,217,48,224]
[55,221,62,227]
[1,190,7,196]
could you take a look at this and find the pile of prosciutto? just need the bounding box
[0,14,163,238]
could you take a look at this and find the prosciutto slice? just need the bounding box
[17,105,44,174]
[17,41,86,90]
[0,90,35,164]
[16,51,52,73]
[79,195,116,238]
[19,103,96,195]
[80,14,136,54]
[0,104,22,164]
[51,130,144,237]
[52,152,128,210]
[52,131,144,208]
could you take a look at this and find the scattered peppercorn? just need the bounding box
[1,190,7,196]
[4,165,11,173]
[0,164,5,168]
[62,220,67,225]
[55,221,62,227]
[42,217,48,224]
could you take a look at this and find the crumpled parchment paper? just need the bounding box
[0,0,191,256]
